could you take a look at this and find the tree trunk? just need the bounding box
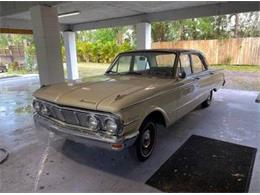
[234,14,240,38]
[179,21,185,40]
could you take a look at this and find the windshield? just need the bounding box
[106,52,176,77]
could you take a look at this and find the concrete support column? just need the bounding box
[136,22,152,50]
[63,31,79,80]
[30,5,64,86]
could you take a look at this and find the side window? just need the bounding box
[112,55,132,73]
[133,55,150,71]
[191,54,204,73]
[179,54,192,75]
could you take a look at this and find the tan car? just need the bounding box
[33,49,225,161]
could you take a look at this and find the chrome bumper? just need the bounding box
[33,114,138,151]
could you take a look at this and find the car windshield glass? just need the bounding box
[106,52,176,77]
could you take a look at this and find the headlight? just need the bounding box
[33,100,41,112]
[104,118,118,135]
[86,115,99,130]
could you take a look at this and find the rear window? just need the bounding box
[155,54,176,67]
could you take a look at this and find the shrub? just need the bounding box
[24,44,37,72]
[8,61,19,71]
[76,40,133,63]
[77,41,93,62]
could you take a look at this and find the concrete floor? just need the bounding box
[0,76,259,192]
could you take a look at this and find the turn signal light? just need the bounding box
[111,144,123,150]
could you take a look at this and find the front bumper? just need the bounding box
[33,114,138,151]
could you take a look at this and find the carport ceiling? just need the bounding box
[0,1,259,31]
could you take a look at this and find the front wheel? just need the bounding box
[135,120,157,161]
[201,90,213,108]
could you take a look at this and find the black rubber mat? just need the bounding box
[146,135,257,192]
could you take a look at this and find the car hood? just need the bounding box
[33,75,173,112]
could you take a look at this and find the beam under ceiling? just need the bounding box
[0,1,259,32]
[72,1,260,31]
[0,28,33,34]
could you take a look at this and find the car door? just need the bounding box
[190,53,212,104]
[175,53,197,120]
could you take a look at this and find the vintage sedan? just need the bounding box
[33,49,225,161]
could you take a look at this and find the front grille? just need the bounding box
[48,105,65,122]
[61,109,79,125]
[45,104,80,125]
[33,97,124,137]
[35,99,121,135]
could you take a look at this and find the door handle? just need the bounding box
[193,77,200,81]
[209,72,214,75]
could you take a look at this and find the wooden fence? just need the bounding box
[0,46,25,65]
[152,37,260,65]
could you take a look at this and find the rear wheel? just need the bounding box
[136,119,157,161]
[201,90,213,108]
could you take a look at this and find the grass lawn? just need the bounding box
[210,64,260,73]
[77,62,109,78]
[210,64,260,91]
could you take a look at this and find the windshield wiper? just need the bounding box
[106,70,119,74]
[106,70,142,75]
[125,71,142,75]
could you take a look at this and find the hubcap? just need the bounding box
[143,130,151,148]
[140,125,155,158]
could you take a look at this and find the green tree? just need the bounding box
[152,22,173,41]
[24,43,36,72]
[76,26,134,63]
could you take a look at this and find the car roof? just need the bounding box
[119,48,204,55]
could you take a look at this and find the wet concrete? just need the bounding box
[256,93,260,103]
[0,76,259,192]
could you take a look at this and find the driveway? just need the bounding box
[0,75,39,141]
[222,70,260,91]
[0,75,259,192]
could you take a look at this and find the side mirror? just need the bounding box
[178,71,186,79]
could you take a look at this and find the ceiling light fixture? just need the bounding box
[58,11,80,18]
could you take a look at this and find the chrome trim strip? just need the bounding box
[124,118,139,126]
[174,92,208,112]
[120,69,216,111]
[125,131,139,140]
[121,79,194,110]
